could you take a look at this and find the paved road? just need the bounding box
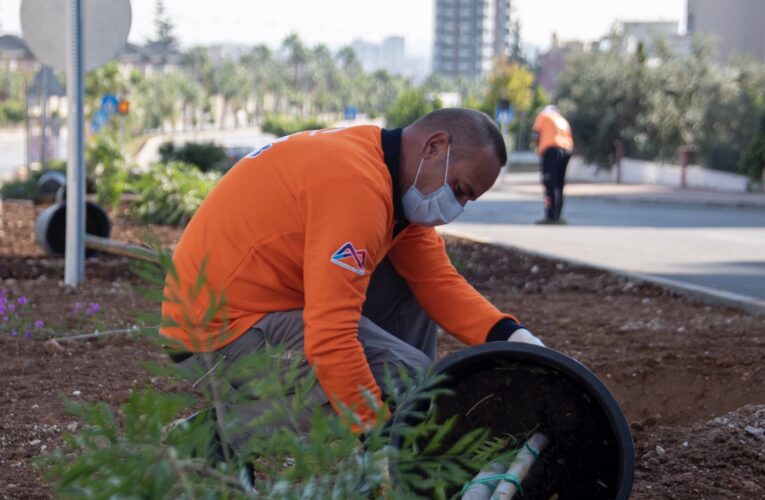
[440,180,765,312]
[0,129,25,179]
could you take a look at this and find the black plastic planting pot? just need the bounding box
[34,201,111,257]
[389,343,634,500]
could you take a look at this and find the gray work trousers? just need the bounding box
[176,258,437,453]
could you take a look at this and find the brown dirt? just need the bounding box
[1,199,764,499]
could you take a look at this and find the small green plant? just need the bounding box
[261,114,328,137]
[130,161,220,226]
[158,141,228,172]
[86,130,131,207]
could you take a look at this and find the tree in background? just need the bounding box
[556,47,649,169]
[153,0,178,50]
[0,69,29,126]
[135,73,183,131]
[510,20,526,65]
[484,61,535,116]
[555,34,765,174]
[482,61,536,149]
[639,38,716,163]
[84,62,126,121]
[739,114,765,182]
[385,88,442,128]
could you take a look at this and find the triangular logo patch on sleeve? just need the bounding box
[330,242,368,276]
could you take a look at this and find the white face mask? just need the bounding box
[402,144,464,226]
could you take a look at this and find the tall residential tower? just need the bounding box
[433,0,512,80]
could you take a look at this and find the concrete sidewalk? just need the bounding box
[498,172,765,208]
[440,175,765,314]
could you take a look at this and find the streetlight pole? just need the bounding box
[64,0,85,286]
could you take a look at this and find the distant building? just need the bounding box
[381,36,405,75]
[619,21,679,56]
[536,34,591,97]
[351,39,381,72]
[612,21,691,60]
[351,36,408,76]
[0,33,182,75]
[0,34,36,72]
[687,0,765,62]
[114,41,183,75]
[432,0,512,80]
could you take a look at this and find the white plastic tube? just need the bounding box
[461,461,507,500]
[490,433,550,500]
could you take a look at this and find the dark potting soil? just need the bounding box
[427,360,621,499]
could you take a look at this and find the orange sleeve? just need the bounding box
[387,226,518,345]
[299,175,390,428]
[532,113,544,132]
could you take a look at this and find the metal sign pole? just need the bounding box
[64,0,85,286]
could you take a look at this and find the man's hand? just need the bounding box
[507,328,545,347]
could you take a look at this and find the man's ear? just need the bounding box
[421,131,450,160]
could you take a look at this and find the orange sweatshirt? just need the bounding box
[533,110,574,155]
[161,125,516,426]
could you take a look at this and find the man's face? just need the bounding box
[414,144,501,207]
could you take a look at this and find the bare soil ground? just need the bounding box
[1,199,764,499]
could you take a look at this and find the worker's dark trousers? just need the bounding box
[175,258,437,453]
[541,147,572,221]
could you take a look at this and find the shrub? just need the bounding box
[86,131,131,207]
[0,161,67,200]
[384,88,442,129]
[158,141,228,173]
[131,161,220,227]
[0,99,25,125]
[260,115,328,137]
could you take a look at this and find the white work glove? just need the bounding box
[507,328,545,347]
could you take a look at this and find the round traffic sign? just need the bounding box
[21,0,132,72]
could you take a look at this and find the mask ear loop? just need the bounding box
[443,143,451,183]
[413,158,425,188]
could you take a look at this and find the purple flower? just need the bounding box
[72,302,83,315]
[8,303,15,313]
[24,331,32,339]
[0,288,6,297]
[10,329,17,337]
[34,319,44,329]
[17,296,28,306]
[0,304,5,316]
[0,296,7,306]
[86,303,101,316]
[2,316,7,322]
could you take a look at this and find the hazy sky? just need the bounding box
[1,0,686,58]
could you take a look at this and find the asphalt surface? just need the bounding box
[0,129,26,179]
[440,175,765,313]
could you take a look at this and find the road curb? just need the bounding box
[438,227,765,316]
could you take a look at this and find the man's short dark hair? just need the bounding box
[410,108,507,167]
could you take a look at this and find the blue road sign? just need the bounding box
[101,94,119,114]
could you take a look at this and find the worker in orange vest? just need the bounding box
[532,105,574,224]
[161,108,543,452]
